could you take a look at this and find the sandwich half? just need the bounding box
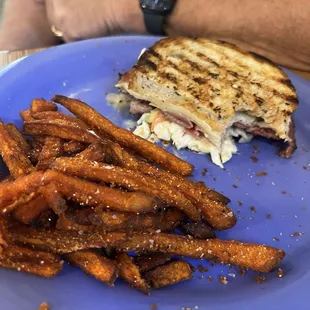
[115,37,298,167]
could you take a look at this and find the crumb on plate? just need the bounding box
[250,156,258,163]
[255,171,268,177]
[219,276,228,285]
[38,303,49,310]
[250,206,256,213]
[256,274,265,284]
[278,268,285,278]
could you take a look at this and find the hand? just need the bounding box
[45,0,145,42]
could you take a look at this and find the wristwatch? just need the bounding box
[139,0,176,35]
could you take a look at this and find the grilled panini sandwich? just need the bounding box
[116,38,298,167]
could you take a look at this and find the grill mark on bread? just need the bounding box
[227,70,239,78]
[193,77,207,84]
[123,37,298,144]
[172,40,297,105]
[161,72,178,84]
[184,59,204,72]
[142,47,288,114]
[145,52,215,94]
[148,48,162,60]
[249,52,284,70]
[196,52,220,67]
[159,53,241,107]
[279,79,298,103]
[141,51,235,109]
[138,53,158,71]
[253,94,264,106]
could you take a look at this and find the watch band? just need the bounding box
[144,13,166,35]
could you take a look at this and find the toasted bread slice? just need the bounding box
[117,38,298,160]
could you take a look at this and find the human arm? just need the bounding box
[45,0,310,70]
[164,0,310,71]
[0,0,59,51]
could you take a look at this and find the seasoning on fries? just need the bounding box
[13,195,49,224]
[50,158,200,221]
[0,95,286,295]
[64,250,118,286]
[36,136,64,171]
[4,123,31,155]
[63,140,86,155]
[23,120,99,144]
[145,260,194,289]
[0,120,35,178]
[135,253,171,273]
[30,98,57,114]
[116,252,150,294]
[52,95,194,176]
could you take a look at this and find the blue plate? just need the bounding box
[0,36,309,310]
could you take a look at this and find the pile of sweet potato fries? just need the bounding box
[0,95,285,294]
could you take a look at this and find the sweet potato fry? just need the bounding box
[51,158,200,221]
[135,253,171,273]
[56,213,93,232]
[38,302,49,310]
[29,136,46,164]
[122,157,234,229]
[20,109,33,122]
[23,120,99,144]
[0,120,35,178]
[3,193,37,216]
[31,118,85,129]
[141,165,230,205]
[96,141,235,229]
[0,215,9,240]
[197,198,236,231]
[44,170,160,214]
[0,172,44,213]
[75,142,106,162]
[13,195,49,224]
[0,244,63,278]
[180,222,216,239]
[30,98,57,113]
[145,260,193,288]
[39,184,67,215]
[0,223,8,254]
[116,252,150,294]
[0,176,14,184]
[36,137,64,171]
[109,144,234,229]
[195,182,230,204]
[8,224,127,254]
[5,123,31,155]
[63,141,86,155]
[111,151,235,229]
[32,111,88,129]
[35,209,57,230]
[63,207,94,225]
[118,233,286,273]
[90,208,183,232]
[103,141,229,204]
[64,250,118,286]
[52,95,193,176]
[56,207,100,231]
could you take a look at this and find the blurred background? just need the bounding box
[0,0,3,22]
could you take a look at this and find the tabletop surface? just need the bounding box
[1,47,310,81]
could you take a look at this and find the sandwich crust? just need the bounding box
[117,37,298,149]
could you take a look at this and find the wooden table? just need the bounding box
[0,49,45,68]
[1,48,310,81]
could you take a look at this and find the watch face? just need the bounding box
[140,0,175,13]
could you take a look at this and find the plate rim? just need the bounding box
[0,34,309,310]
